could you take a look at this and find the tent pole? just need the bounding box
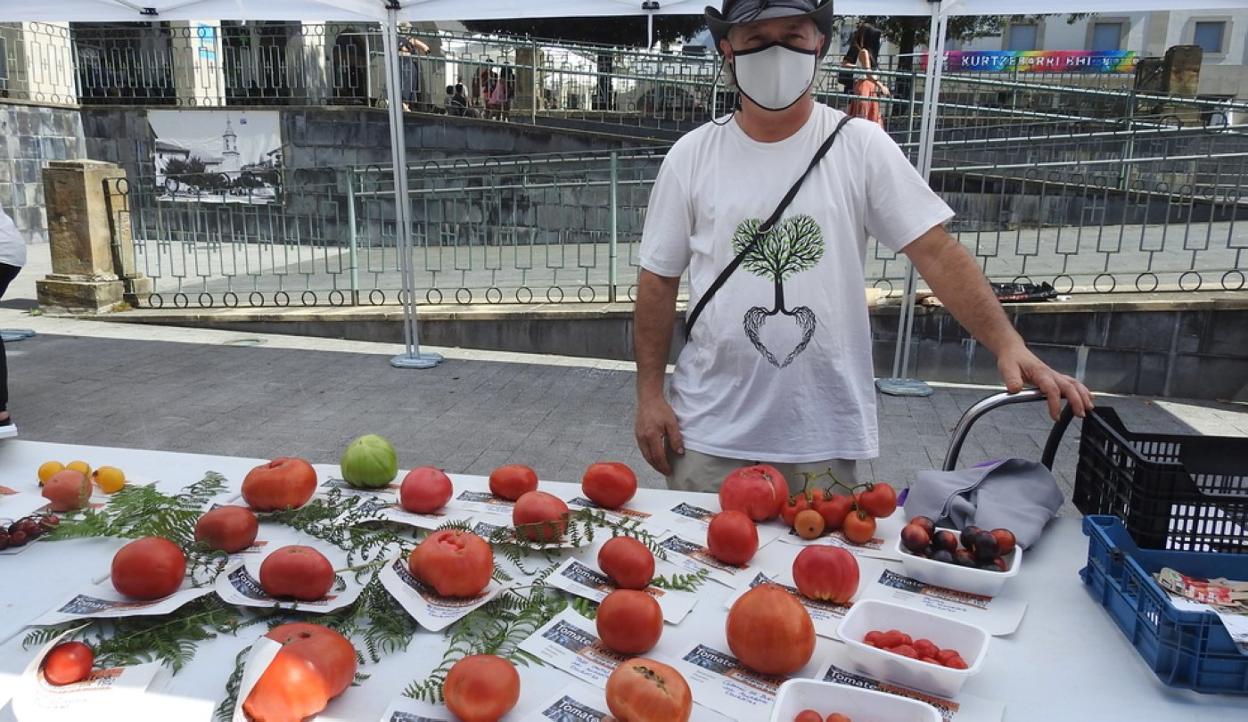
[384,7,441,369]
[878,2,948,398]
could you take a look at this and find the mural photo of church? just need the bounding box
[148,110,283,203]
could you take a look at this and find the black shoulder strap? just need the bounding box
[684,114,855,339]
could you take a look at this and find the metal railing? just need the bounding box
[119,122,1247,310]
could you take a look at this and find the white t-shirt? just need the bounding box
[639,104,953,463]
[0,206,26,268]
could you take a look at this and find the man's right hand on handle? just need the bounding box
[635,395,684,476]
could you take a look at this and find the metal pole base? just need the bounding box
[0,329,36,343]
[390,352,443,369]
[876,377,934,397]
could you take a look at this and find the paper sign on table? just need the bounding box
[377,697,454,722]
[656,532,761,588]
[670,640,797,721]
[517,608,629,687]
[546,557,698,624]
[31,581,215,626]
[815,646,1005,722]
[662,501,787,548]
[724,570,853,639]
[231,637,284,722]
[11,625,164,721]
[859,569,1027,636]
[378,556,507,632]
[215,559,365,613]
[452,489,518,517]
[777,526,903,561]
[471,517,582,551]
[565,496,665,530]
[521,679,732,722]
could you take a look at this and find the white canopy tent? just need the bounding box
[2,0,1246,369]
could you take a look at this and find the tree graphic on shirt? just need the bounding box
[731,214,826,368]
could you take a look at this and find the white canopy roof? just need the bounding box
[3,0,1244,23]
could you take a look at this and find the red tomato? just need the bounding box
[842,508,877,545]
[875,629,910,649]
[892,644,919,658]
[726,584,815,675]
[598,536,655,590]
[597,590,663,655]
[512,491,569,543]
[793,711,822,722]
[606,658,693,722]
[243,623,357,722]
[944,654,969,670]
[260,545,335,601]
[111,536,186,600]
[399,467,453,514]
[242,457,317,511]
[444,654,520,722]
[814,494,853,531]
[194,505,259,553]
[827,714,853,722]
[792,546,859,603]
[489,464,538,501]
[914,638,939,659]
[719,464,787,521]
[857,482,898,518]
[409,529,494,597]
[706,510,758,566]
[780,495,808,527]
[41,470,91,512]
[582,462,638,509]
[42,641,93,686]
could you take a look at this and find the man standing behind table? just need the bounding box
[633,0,1093,493]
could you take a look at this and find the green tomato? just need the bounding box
[340,434,398,489]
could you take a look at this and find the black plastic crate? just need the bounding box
[1072,406,1248,554]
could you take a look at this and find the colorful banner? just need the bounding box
[931,50,1137,74]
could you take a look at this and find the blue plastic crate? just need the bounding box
[1081,515,1248,694]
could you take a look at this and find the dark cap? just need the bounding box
[705,0,835,56]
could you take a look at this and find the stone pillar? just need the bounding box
[102,178,154,304]
[36,161,128,312]
[170,21,226,106]
[290,22,330,104]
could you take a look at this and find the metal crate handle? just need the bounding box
[942,389,1076,471]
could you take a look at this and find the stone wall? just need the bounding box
[0,103,85,243]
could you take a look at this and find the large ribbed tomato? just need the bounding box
[606,657,693,722]
[110,536,186,600]
[718,464,787,521]
[792,546,859,603]
[241,457,317,511]
[409,529,493,597]
[726,584,815,675]
[242,623,357,722]
[443,654,520,722]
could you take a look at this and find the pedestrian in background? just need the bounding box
[0,205,26,438]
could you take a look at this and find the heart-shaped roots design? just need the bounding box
[744,304,817,368]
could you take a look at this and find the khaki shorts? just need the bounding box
[666,447,858,495]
